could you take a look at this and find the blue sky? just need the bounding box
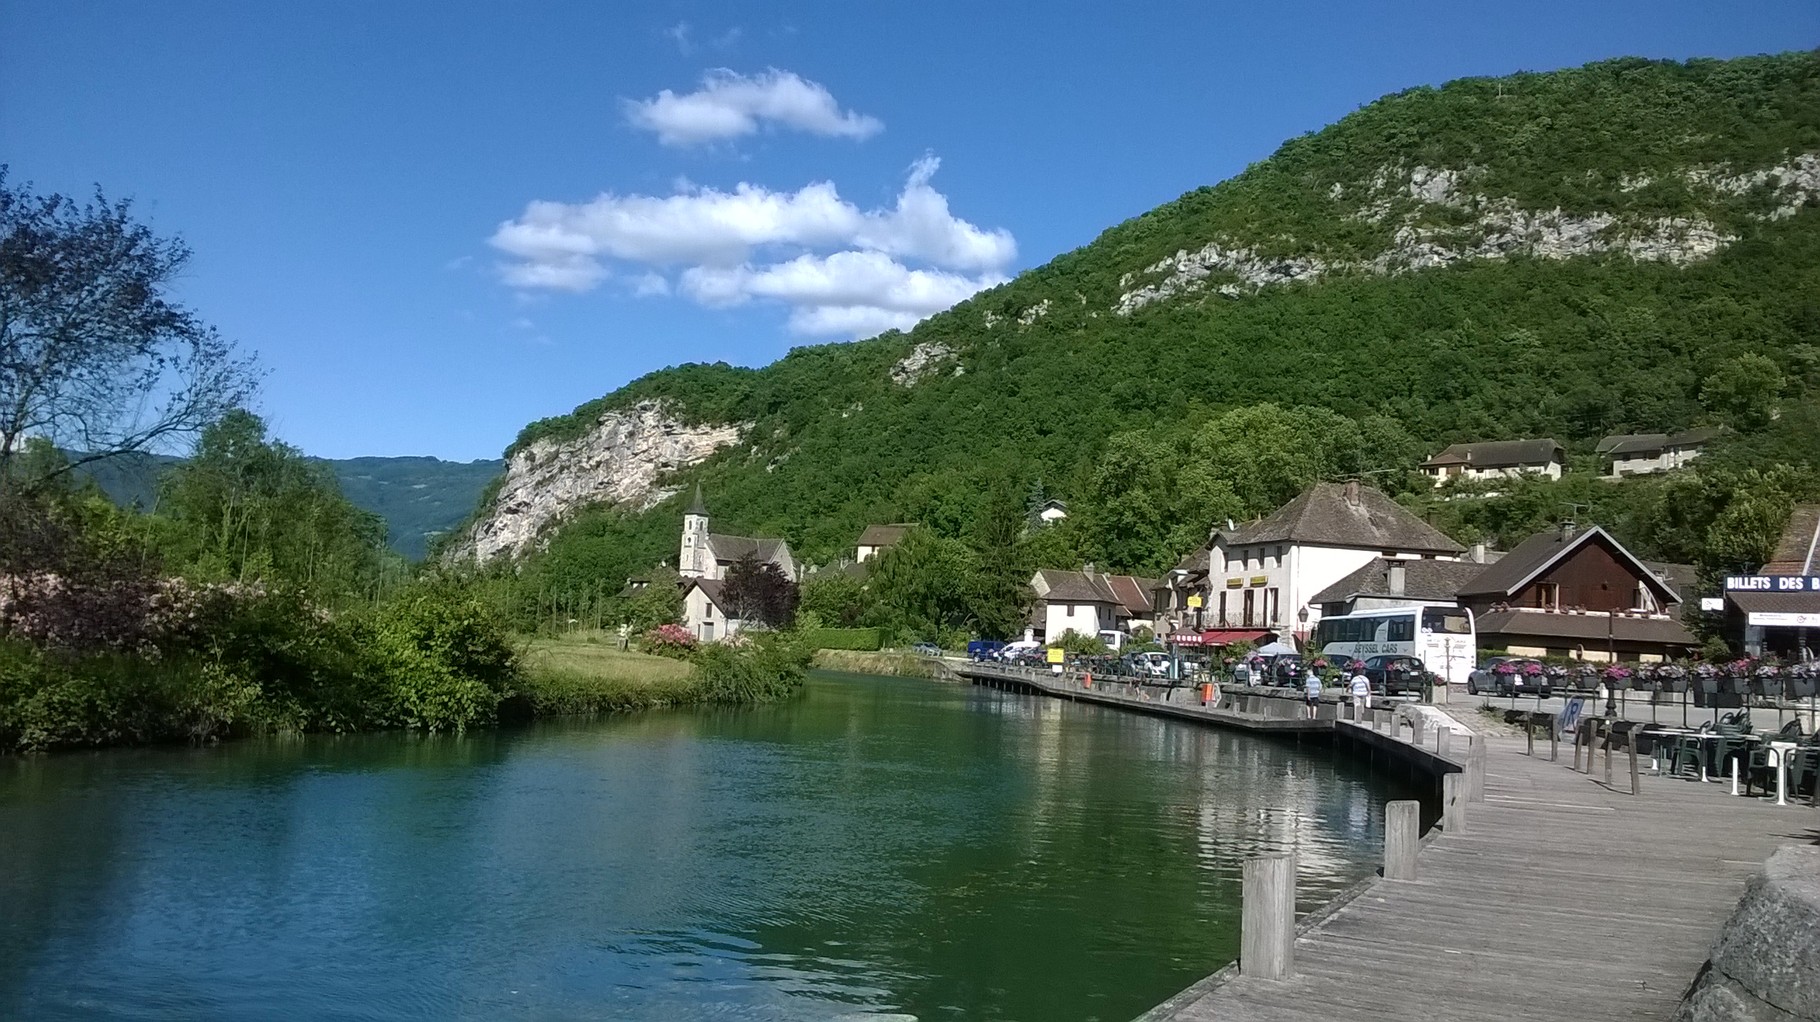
[4,2,1816,461]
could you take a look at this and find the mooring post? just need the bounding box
[1437,727,1452,760]
[1525,716,1535,757]
[1603,725,1614,786]
[1638,731,1652,796]
[1384,800,1419,881]
[1466,736,1487,803]
[1390,713,1402,740]
[1549,718,1559,762]
[1410,717,1426,747]
[1442,773,1466,834]
[1240,853,1296,980]
[1572,721,1583,771]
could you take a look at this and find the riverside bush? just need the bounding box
[799,627,883,651]
[693,633,813,704]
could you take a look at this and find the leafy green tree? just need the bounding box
[798,570,871,627]
[866,529,981,639]
[1701,353,1785,431]
[621,567,684,632]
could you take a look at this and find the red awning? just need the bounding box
[1201,629,1273,645]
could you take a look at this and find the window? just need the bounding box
[1219,591,1228,626]
[1067,603,1078,616]
[1243,590,1256,627]
[1386,616,1415,643]
[1422,608,1470,634]
[1267,587,1279,625]
[703,602,713,619]
[1536,583,1560,611]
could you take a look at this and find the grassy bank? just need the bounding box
[813,649,956,680]
[513,631,813,717]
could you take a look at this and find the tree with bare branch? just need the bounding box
[0,167,259,499]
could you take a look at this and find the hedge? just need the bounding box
[800,627,883,651]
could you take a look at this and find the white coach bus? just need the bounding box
[1311,606,1477,685]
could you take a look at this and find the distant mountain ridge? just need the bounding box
[79,452,503,561]
[451,52,1820,585]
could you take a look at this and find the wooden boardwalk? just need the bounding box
[1143,724,1820,1022]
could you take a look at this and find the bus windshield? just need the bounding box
[1422,608,1471,634]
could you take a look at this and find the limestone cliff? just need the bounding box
[452,401,743,562]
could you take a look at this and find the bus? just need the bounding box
[1311,606,1477,685]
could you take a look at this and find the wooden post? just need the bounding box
[1549,720,1559,762]
[1385,800,1420,881]
[1240,853,1296,980]
[1603,726,1614,787]
[1442,773,1466,834]
[1437,727,1453,760]
[1572,721,1583,771]
[1525,717,1535,757]
[1466,736,1487,803]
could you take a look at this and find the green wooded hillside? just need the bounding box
[481,52,1820,610]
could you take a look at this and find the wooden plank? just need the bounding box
[1139,729,1808,1022]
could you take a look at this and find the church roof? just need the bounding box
[710,533,789,564]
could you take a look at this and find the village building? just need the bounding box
[677,485,797,641]
[855,523,914,562]
[1421,439,1564,487]
[1724,504,1820,660]
[1456,523,1696,662]
[1597,427,1720,478]
[1034,499,1069,524]
[1029,567,1158,641]
[1152,544,1212,639]
[1308,556,1496,619]
[1200,481,1467,645]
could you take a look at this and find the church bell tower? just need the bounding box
[680,483,711,578]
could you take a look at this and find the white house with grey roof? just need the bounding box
[1201,481,1467,644]
[1597,428,1720,478]
[1421,439,1564,487]
[1030,567,1159,641]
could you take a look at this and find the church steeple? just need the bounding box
[680,484,711,578]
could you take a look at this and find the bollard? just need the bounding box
[1604,726,1614,787]
[1390,714,1402,740]
[1572,722,1583,771]
[1549,720,1559,762]
[1437,727,1453,760]
[1525,717,1535,757]
[1410,718,1426,747]
[1240,853,1296,980]
[1638,731,1652,796]
[1466,736,1487,803]
[1385,800,1420,881]
[1442,773,1466,834]
[1202,683,1213,706]
[1730,757,1740,797]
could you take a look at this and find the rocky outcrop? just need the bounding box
[1673,844,1820,1022]
[1115,152,1820,314]
[890,341,956,386]
[452,401,744,562]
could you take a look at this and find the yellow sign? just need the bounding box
[1187,595,1203,608]
[1226,578,1243,588]
[1046,647,1065,664]
[1250,576,1268,586]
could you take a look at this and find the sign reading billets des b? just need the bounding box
[1723,575,1820,592]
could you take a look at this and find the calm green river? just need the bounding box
[0,672,1416,1021]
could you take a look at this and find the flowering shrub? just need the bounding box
[642,623,698,660]
[1522,661,1545,676]
[1601,664,1633,682]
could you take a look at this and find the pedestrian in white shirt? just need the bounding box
[1349,668,1371,721]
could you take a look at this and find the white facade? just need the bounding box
[1205,541,1457,641]
[1037,501,1069,524]
[1423,460,1562,487]
[1606,445,1704,479]
[680,508,713,578]
[682,582,744,642]
[1043,600,1115,641]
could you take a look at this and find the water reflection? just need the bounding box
[0,673,1415,1022]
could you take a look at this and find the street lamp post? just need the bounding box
[1297,605,1309,650]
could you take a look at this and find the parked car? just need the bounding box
[1466,656,1555,697]
[910,641,944,657]
[1362,655,1434,697]
[1129,651,1172,679]
[967,639,1006,661]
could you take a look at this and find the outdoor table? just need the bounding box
[1687,732,1760,783]
[1643,728,1694,773]
[1766,740,1799,806]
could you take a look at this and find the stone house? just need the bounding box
[1597,427,1721,479]
[1421,439,1564,487]
[1199,481,1466,644]
[1030,567,1158,641]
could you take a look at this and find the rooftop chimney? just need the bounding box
[1560,521,1577,542]
[1084,562,1097,576]
[1470,542,1487,564]
[1344,480,1361,505]
[1387,560,1407,595]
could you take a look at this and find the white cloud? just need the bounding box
[624,69,882,147]
[490,158,1014,339]
[664,21,692,54]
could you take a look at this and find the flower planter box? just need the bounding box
[1788,677,1818,699]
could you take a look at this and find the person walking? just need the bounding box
[1349,664,1372,721]
[1303,666,1322,719]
